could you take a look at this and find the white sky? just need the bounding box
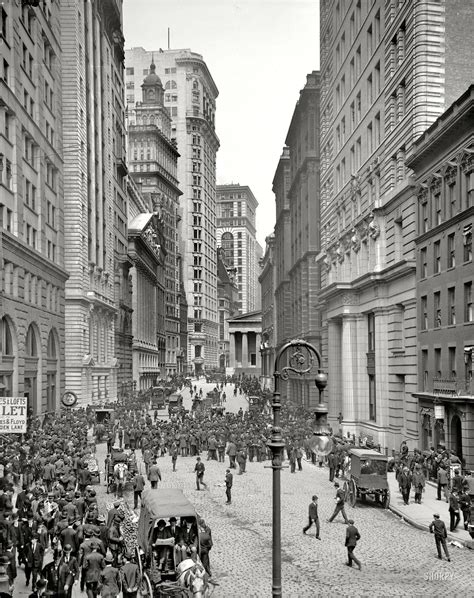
[123,0,320,247]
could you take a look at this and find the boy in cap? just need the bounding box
[429,513,450,561]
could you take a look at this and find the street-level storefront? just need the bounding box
[414,392,474,470]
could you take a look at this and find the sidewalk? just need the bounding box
[387,471,474,549]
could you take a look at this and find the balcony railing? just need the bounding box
[433,377,474,396]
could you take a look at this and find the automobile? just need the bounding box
[342,447,390,508]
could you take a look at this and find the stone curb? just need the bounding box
[388,503,474,550]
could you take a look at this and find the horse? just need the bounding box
[113,461,128,498]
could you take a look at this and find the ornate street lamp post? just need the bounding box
[268,339,332,597]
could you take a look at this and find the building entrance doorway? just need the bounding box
[450,414,463,460]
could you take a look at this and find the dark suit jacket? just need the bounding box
[100,565,121,596]
[24,541,45,568]
[345,525,361,548]
[60,555,80,586]
[121,561,140,592]
[83,551,105,582]
[308,502,319,520]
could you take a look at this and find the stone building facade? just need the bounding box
[61,0,131,405]
[217,248,239,372]
[127,61,182,382]
[0,0,68,414]
[259,236,276,389]
[408,86,474,469]
[125,47,220,376]
[228,311,262,377]
[284,72,322,408]
[216,184,261,314]
[318,0,474,450]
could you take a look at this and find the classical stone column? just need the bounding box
[229,332,236,369]
[341,315,359,427]
[242,332,248,368]
[256,332,262,370]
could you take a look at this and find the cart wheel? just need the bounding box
[342,481,349,502]
[138,571,154,597]
[349,479,357,507]
[382,489,390,509]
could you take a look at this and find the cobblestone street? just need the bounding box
[12,382,473,596]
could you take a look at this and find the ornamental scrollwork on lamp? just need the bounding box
[280,343,315,380]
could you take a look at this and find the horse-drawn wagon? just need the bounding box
[136,489,214,597]
[106,447,138,495]
[342,447,390,508]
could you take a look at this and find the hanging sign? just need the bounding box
[434,403,445,420]
[0,397,28,433]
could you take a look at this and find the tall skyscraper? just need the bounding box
[125,47,219,375]
[127,61,182,383]
[216,184,261,314]
[61,0,131,404]
[318,0,474,449]
[0,0,68,413]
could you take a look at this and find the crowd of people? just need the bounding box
[1,373,473,595]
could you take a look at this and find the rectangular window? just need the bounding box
[448,287,456,325]
[421,296,428,330]
[434,291,441,328]
[369,374,376,421]
[434,348,441,377]
[422,349,428,391]
[420,247,427,278]
[433,240,441,273]
[464,226,472,262]
[448,182,457,218]
[125,67,134,75]
[434,193,442,226]
[449,346,456,379]
[447,233,455,268]
[368,313,375,350]
[465,282,473,322]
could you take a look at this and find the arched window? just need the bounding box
[0,317,13,356]
[25,325,38,357]
[149,114,155,125]
[221,232,234,266]
[193,80,199,90]
[47,330,56,358]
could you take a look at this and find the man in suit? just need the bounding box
[327,482,349,524]
[225,469,233,504]
[132,470,146,510]
[41,548,63,596]
[24,532,45,590]
[99,551,121,597]
[327,452,337,482]
[120,551,141,598]
[148,460,162,490]
[303,495,320,539]
[345,519,362,570]
[83,541,105,598]
[429,513,450,561]
[60,543,80,598]
[60,519,78,556]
